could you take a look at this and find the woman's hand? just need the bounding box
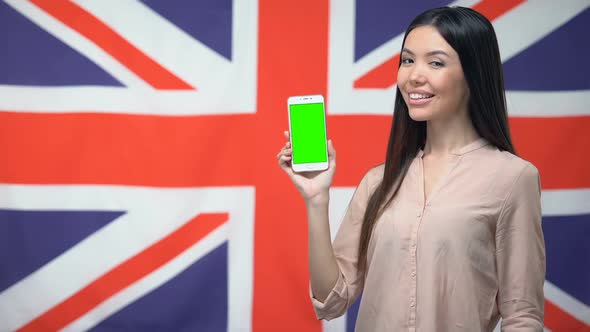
[277,131,336,205]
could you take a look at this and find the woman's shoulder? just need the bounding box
[481,145,539,178]
[355,164,385,192]
[367,163,385,179]
[367,163,385,182]
[481,146,541,197]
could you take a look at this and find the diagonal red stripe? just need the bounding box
[545,300,590,331]
[17,213,228,332]
[353,54,400,89]
[472,0,526,22]
[30,0,194,90]
[353,0,526,88]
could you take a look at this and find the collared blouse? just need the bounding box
[312,138,546,331]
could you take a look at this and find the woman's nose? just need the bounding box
[408,65,426,85]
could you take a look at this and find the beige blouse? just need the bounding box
[312,138,546,331]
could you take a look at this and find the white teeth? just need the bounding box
[409,93,433,99]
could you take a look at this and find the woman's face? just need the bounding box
[397,25,470,122]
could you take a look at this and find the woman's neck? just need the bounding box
[423,111,479,157]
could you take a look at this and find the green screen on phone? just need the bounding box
[289,102,328,164]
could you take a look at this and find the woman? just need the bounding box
[277,6,545,332]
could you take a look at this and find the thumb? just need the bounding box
[327,139,336,161]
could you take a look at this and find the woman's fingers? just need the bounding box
[277,141,293,169]
[277,131,291,160]
[277,145,292,158]
[278,154,293,174]
[277,151,293,160]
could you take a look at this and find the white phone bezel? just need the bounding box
[287,94,329,173]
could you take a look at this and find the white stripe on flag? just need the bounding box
[542,189,590,216]
[0,185,255,332]
[4,0,150,89]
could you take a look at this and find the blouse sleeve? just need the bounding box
[311,167,376,320]
[496,163,546,331]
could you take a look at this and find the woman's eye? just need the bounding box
[430,61,444,67]
[401,58,414,64]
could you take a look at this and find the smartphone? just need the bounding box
[287,94,329,172]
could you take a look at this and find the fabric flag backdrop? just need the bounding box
[0,0,588,331]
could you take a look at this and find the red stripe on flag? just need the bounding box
[1,112,587,189]
[353,54,400,89]
[545,300,590,331]
[17,213,228,332]
[472,0,526,22]
[0,113,587,189]
[510,117,590,189]
[328,116,590,189]
[330,116,391,185]
[353,0,526,89]
[31,0,194,90]
[0,112,255,186]
[252,0,328,331]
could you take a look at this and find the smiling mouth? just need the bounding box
[409,93,434,100]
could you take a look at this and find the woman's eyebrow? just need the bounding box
[401,48,415,55]
[401,48,450,57]
[426,50,450,57]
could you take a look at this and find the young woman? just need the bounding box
[277,6,545,332]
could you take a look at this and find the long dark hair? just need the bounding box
[357,7,515,274]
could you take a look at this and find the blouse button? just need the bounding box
[417,211,421,217]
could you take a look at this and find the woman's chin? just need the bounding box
[408,109,431,122]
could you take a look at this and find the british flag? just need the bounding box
[0,1,588,331]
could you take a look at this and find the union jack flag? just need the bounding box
[0,1,588,331]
